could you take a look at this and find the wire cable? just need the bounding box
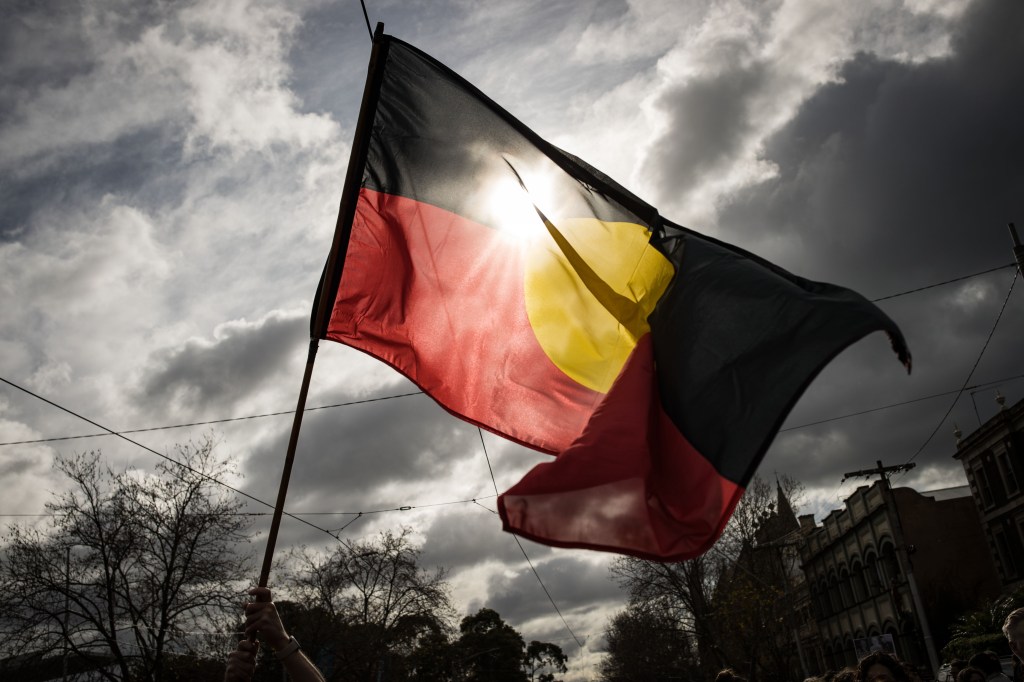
[778,373,1024,432]
[0,376,346,542]
[0,376,583,656]
[0,495,499,520]
[0,391,424,446]
[898,267,1019,474]
[869,262,1016,302]
[358,0,372,40]
[477,427,585,651]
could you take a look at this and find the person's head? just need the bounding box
[716,668,747,682]
[968,651,1000,676]
[1004,607,1024,660]
[950,659,968,680]
[833,667,858,682]
[858,652,911,682]
[957,666,987,682]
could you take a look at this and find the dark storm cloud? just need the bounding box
[241,387,480,509]
[138,310,307,414]
[476,555,623,625]
[0,127,187,239]
[714,0,1024,292]
[419,507,547,571]
[693,0,1024,496]
[646,62,767,200]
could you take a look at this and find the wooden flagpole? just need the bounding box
[257,21,388,589]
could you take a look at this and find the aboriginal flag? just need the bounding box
[315,32,910,561]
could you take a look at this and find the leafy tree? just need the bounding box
[525,640,567,682]
[285,528,454,681]
[942,587,1024,660]
[598,606,699,682]
[456,608,528,682]
[0,439,250,681]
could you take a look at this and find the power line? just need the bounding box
[0,376,351,544]
[869,262,1016,302]
[477,426,586,652]
[778,373,1024,432]
[0,376,588,656]
[0,391,424,446]
[897,267,1020,474]
[7,372,1021,451]
[1,264,1015,449]
[0,495,499,520]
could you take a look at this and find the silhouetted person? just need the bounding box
[858,652,912,682]
[716,668,748,682]
[959,666,988,682]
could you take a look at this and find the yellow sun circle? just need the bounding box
[523,218,675,393]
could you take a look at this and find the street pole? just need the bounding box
[843,461,940,674]
[1009,223,1024,276]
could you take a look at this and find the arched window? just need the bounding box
[829,573,843,613]
[824,642,836,671]
[851,559,867,602]
[864,551,882,594]
[880,542,901,587]
[818,578,832,616]
[839,566,854,607]
[843,635,857,667]
[887,622,908,661]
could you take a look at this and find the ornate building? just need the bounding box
[953,395,1024,591]
[798,479,999,673]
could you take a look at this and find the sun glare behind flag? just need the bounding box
[314,32,910,561]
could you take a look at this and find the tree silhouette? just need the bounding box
[0,438,250,681]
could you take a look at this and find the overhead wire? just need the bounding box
[0,495,499,520]
[357,0,372,40]
[0,260,1017,658]
[2,262,1014,450]
[895,267,1020,477]
[869,262,1016,302]
[477,425,585,647]
[778,373,1024,432]
[0,377,344,543]
[0,391,424,446]
[0,374,585,654]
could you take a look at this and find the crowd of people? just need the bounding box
[714,608,1024,682]
[223,592,1024,682]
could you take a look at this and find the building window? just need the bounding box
[975,464,995,508]
[829,574,843,612]
[840,567,854,607]
[993,526,1018,579]
[851,560,867,602]
[880,543,901,587]
[998,450,1020,495]
[865,553,882,594]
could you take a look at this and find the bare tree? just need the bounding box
[609,552,723,677]
[0,438,251,681]
[598,605,699,682]
[609,474,805,680]
[284,527,454,681]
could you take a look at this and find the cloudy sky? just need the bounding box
[2,0,1022,677]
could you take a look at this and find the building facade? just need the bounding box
[954,395,1024,592]
[798,479,999,674]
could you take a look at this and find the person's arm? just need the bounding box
[244,586,326,682]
